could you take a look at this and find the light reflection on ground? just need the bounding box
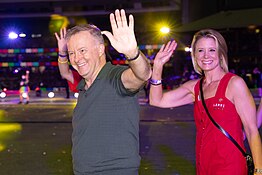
[0,110,22,153]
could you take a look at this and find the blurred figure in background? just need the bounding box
[18,70,30,104]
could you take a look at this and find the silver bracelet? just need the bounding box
[150,79,162,86]
[255,168,262,173]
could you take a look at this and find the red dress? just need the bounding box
[67,70,82,92]
[194,73,247,175]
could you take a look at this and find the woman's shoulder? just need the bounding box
[227,74,249,97]
[228,74,246,88]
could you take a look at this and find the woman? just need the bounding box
[149,29,262,174]
[55,27,82,93]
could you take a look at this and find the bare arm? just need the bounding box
[54,28,74,83]
[149,40,195,108]
[102,9,151,91]
[229,76,262,169]
[257,98,262,128]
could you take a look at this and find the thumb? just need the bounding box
[101,31,116,44]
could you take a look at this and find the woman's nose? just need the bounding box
[204,51,208,58]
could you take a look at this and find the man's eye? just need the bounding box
[81,49,87,53]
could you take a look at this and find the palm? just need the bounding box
[155,50,173,64]
[154,40,177,65]
[102,9,137,55]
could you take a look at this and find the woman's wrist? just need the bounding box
[150,78,162,86]
[58,50,67,56]
[255,168,262,174]
[58,52,68,58]
[58,58,68,64]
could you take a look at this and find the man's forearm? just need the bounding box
[127,50,152,81]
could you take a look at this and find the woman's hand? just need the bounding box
[154,40,177,67]
[54,27,67,53]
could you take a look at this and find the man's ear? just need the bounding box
[99,44,105,57]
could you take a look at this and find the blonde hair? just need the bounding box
[191,29,228,75]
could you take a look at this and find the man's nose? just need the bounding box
[74,52,83,62]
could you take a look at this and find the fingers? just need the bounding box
[128,14,134,30]
[54,32,59,40]
[60,27,66,38]
[163,40,177,52]
[120,9,128,27]
[55,27,67,40]
[109,13,117,34]
[115,9,122,28]
[101,31,116,44]
[110,9,130,32]
[159,44,165,52]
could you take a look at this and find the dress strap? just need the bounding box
[215,73,236,97]
[194,79,201,102]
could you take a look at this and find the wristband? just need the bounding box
[58,58,68,64]
[255,169,262,173]
[58,53,68,58]
[150,79,162,86]
[126,49,140,61]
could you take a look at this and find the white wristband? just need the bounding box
[255,168,262,173]
[150,79,162,85]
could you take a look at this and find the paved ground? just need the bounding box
[0,91,261,175]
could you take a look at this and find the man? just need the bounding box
[55,9,152,175]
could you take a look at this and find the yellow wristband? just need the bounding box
[58,58,68,64]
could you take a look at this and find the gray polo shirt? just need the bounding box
[72,62,140,174]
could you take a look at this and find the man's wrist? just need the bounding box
[125,48,140,61]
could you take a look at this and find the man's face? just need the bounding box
[67,31,104,80]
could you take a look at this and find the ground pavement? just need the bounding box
[0,90,261,175]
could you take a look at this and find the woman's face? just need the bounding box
[194,37,221,72]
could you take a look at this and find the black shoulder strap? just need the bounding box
[199,78,246,157]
